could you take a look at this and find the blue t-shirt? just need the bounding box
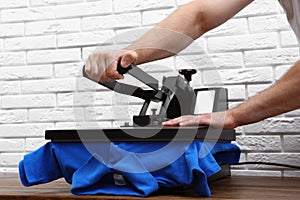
[19,141,240,197]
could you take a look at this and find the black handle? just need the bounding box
[82,65,89,79]
[117,61,134,75]
[82,62,134,79]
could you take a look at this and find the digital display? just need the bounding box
[194,90,215,114]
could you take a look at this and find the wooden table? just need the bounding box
[0,173,299,199]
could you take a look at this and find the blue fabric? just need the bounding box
[19,141,240,197]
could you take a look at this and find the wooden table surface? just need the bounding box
[0,173,299,200]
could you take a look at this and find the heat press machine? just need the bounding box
[45,63,236,182]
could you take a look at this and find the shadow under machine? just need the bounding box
[46,63,236,182]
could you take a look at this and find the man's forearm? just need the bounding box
[126,0,253,65]
[230,61,300,126]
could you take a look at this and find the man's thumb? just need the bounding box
[120,51,138,68]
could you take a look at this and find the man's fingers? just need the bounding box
[162,117,182,126]
[163,115,205,126]
[105,60,123,81]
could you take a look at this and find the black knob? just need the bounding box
[179,69,197,83]
[151,108,157,116]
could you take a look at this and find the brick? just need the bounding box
[0,123,54,138]
[55,121,112,129]
[0,0,28,8]
[177,52,243,70]
[236,0,281,17]
[0,168,19,173]
[115,28,150,44]
[54,62,82,78]
[82,46,99,61]
[245,48,299,67]
[224,85,246,100]
[207,33,277,52]
[204,18,247,37]
[203,67,273,85]
[30,0,83,6]
[21,78,76,93]
[247,153,300,167]
[231,170,281,177]
[27,49,81,64]
[275,65,292,80]
[284,109,300,117]
[76,77,108,91]
[249,14,290,33]
[1,7,55,22]
[139,57,174,72]
[26,19,81,35]
[29,108,84,122]
[247,84,271,97]
[228,102,242,109]
[114,0,175,13]
[0,65,53,80]
[0,139,24,152]
[142,9,174,26]
[234,126,243,135]
[236,136,281,151]
[82,13,141,31]
[0,52,25,66]
[2,94,55,108]
[244,118,300,133]
[0,153,25,166]
[178,38,206,54]
[85,105,142,121]
[146,71,179,86]
[283,171,300,178]
[55,1,112,18]
[0,40,3,51]
[25,138,47,151]
[283,135,300,152]
[57,91,113,107]
[57,31,114,48]
[5,35,56,50]
[0,81,20,94]
[113,93,144,105]
[280,30,299,47]
[0,23,24,38]
[0,110,27,123]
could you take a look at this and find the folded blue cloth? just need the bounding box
[19,141,240,197]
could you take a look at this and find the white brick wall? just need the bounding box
[0,0,299,177]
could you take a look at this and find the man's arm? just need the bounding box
[126,0,254,65]
[163,61,300,129]
[85,0,253,82]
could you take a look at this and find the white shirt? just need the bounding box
[279,0,300,43]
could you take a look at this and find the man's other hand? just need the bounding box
[162,111,239,129]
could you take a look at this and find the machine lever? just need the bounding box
[82,63,163,101]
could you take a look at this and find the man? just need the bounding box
[85,0,300,129]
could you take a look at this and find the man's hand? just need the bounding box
[162,111,239,129]
[84,50,138,82]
